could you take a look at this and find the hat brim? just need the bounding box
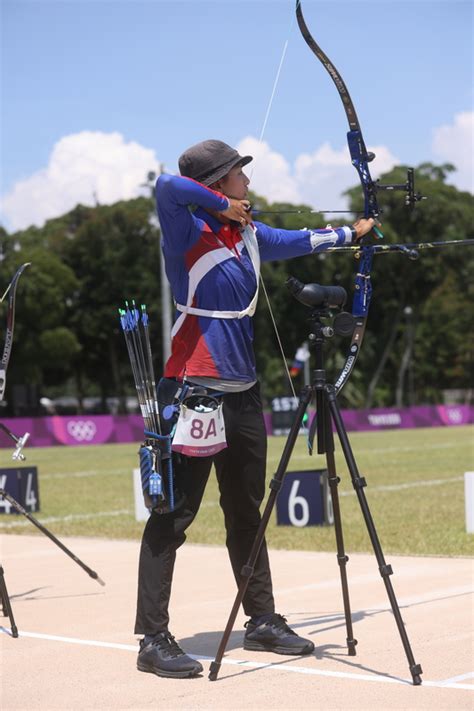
[202,154,253,186]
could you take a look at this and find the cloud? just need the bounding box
[1,131,160,232]
[432,111,474,193]
[237,135,399,213]
[6,116,471,233]
[236,136,301,204]
[294,142,398,212]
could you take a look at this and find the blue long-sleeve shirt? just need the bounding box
[156,173,352,385]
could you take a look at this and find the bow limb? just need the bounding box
[0,262,31,401]
[296,0,375,393]
[296,4,424,215]
[296,0,380,223]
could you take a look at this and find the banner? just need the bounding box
[0,405,471,450]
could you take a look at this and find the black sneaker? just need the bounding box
[137,632,203,678]
[244,613,315,655]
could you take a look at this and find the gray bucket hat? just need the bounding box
[178,139,253,186]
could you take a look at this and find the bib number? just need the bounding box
[172,402,227,457]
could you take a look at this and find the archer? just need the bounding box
[133,138,374,679]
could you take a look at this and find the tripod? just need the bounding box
[0,563,18,637]
[209,304,423,685]
[0,489,105,637]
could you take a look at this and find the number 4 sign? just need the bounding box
[275,470,333,527]
[0,467,40,515]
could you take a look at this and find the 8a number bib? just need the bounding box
[171,401,227,457]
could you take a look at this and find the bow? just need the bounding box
[0,262,31,401]
[0,262,31,460]
[327,238,474,258]
[295,0,425,392]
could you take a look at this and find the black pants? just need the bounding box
[134,383,275,634]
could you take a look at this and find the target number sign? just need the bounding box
[0,467,40,514]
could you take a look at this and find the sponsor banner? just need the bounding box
[269,404,473,436]
[0,406,471,449]
[0,415,144,448]
[436,404,472,426]
[46,416,112,445]
[340,404,473,432]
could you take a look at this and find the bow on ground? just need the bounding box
[295,0,426,393]
[0,262,31,459]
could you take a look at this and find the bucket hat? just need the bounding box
[178,139,252,186]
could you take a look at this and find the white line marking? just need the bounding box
[438,672,474,685]
[40,469,130,480]
[2,629,137,651]
[192,476,466,511]
[0,509,132,529]
[202,477,464,511]
[276,579,473,603]
[0,475,464,525]
[345,442,463,455]
[267,441,463,462]
[1,627,472,690]
[366,584,473,610]
[339,476,464,496]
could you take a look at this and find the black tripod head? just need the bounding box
[286,277,355,338]
[286,276,347,310]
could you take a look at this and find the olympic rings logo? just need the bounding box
[66,420,97,442]
[445,408,462,424]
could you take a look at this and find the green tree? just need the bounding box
[0,241,80,413]
[343,162,474,406]
[56,198,163,408]
[1,162,471,411]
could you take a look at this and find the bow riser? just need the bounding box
[347,131,378,219]
[333,248,373,393]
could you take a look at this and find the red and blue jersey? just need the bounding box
[156,173,352,385]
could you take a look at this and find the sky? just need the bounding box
[1,0,473,232]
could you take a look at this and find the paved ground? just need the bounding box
[0,534,472,710]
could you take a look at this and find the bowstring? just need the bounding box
[0,283,12,303]
[251,7,298,400]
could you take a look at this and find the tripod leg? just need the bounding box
[316,383,357,655]
[208,386,313,681]
[325,449,357,656]
[325,385,423,685]
[0,565,18,638]
[0,490,104,586]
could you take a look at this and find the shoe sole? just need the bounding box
[243,641,315,656]
[137,661,203,678]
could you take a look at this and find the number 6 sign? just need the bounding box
[275,469,333,527]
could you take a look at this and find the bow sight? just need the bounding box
[372,166,426,211]
[347,131,426,216]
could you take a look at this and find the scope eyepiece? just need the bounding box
[286,276,347,309]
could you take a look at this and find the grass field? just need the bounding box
[1,426,473,557]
